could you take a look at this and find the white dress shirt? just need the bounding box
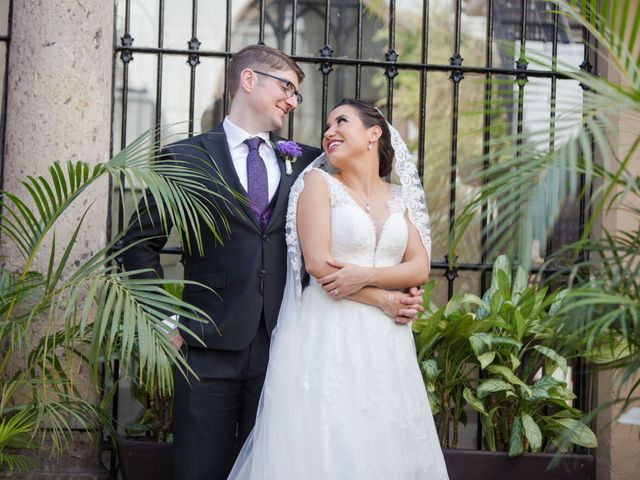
[223,116,281,201]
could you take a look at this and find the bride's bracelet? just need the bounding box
[383,292,394,317]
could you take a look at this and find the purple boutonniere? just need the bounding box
[275,140,302,175]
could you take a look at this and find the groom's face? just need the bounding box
[250,68,301,132]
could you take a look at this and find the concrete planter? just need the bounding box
[117,438,173,480]
[443,449,594,480]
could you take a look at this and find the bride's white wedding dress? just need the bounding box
[229,169,449,479]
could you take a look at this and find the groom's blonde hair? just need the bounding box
[228,45,305,98]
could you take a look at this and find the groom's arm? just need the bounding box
[121,188,172,280]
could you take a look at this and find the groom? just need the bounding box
[121,45,424,480]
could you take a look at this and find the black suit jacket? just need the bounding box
[121,123,320,351]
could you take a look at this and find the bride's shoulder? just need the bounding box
[299,168,343,205]
[305,166,332,179]
[303,167,335,187]
[300,168,330,193]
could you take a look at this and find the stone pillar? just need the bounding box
[0,1,114,478]
[1,0,113,271]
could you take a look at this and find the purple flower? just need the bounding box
[274,140,302,175]
[275,140,302,160]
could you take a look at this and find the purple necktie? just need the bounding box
[244,137,269,224]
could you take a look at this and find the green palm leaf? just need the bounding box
[0,124,235,460]
[453,0,640,420]
[453,0,639,266]
[0,408,36,471]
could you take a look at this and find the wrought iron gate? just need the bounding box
[111,0,594,467]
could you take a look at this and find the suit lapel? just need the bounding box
[201,124,260,230]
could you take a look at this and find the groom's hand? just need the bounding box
[394,286,424,324]
[318,258,373,298]
[170,331,185,351]
[162,315,185,351]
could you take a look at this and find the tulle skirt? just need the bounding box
[228,281,449,479]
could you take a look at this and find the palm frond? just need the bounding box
[0,408,37,471]
[451,0,640,421]
[453,2,640,265]
[0,123,236,462]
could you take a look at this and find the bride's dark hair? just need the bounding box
[333,99,394,177]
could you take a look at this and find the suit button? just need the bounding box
[258,270,266,278]
[262,234,269,242]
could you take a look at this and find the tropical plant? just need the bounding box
[0,128,232,470]
[122,283,184,443]
[124,382,173,443]
[452,0,640,416]
[412,281,478,449]
[413,255,597,455]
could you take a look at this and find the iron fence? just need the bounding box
[111,0,595,471]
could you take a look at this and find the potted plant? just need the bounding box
[452,0,639,423]
[117,382,174,480]
[413,255,596,479]
[0,128,229,473]
[117,284,184,480]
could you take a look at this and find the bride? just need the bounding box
[228,99,449,479]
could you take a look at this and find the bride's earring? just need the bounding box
[367,140,374,150]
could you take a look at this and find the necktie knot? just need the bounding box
[245,137,262,152]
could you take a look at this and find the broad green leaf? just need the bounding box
[497,270,512,301]
[477,352,496,370]
[509,416,524,457]
[491,337,522,350]
[587,339,631,364]
[469,332,493,356]
[533,345,568,377]
[421,359,440,382]
[513,309,526,341]
[512,265,528,297]
[532,375,564,390]
[477,378,514,399]
[529,387,550,400]
[486,365,533,396]
[521,413,542,451]
[460,293,488,310]
[491,255,511,289]
[548,288,568,316]
[550,418,598,448]
[463,387,486,414]
[444,294,463,316]
[421,280,436,311]
[510,353,521,371]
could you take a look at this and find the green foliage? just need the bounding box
[452,0,640,417]
[0,127,231,469]
[121,282,185,443]
[413,255,597,454]
[0,409,36,472]
[124,383,173,443]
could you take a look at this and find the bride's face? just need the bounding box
[322,105,375,165]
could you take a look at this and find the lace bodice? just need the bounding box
[315,169,408,268]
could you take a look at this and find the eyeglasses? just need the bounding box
[253,70,303,105]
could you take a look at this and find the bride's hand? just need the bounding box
[318,258,373,298]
